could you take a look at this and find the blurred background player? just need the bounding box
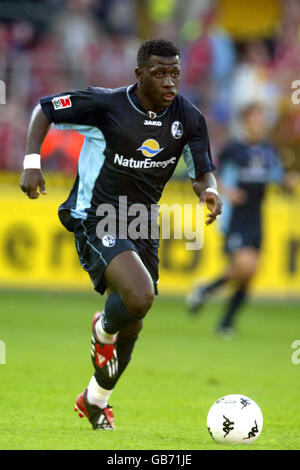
[186,101,290,336]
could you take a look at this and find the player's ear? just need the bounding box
[135,67,143,85]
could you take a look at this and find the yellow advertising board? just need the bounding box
[0,176,299,297]
[219,0,280,39]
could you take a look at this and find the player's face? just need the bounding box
[244,106,266,142]
[136,55,181,112]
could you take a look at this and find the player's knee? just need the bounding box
[123,288,154,319]
[237,264,256,284]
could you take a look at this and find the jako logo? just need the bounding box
[144,120,162,126]
[137,139,164,157]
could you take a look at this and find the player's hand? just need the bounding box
[19,169,47,199]
[200,190,222,226]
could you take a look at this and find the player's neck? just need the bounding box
[244,129,266,144]
[245,135,264,145]
[134,87,164,115]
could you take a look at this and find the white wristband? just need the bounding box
[205,187,219,196]
[23,153,41,170]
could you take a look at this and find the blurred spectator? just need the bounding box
[229,40,279,137]
[0,22,8,80]
[10,20,36,52]
[179,5,236,156]
[104,0,137,35]
[179,6,235,105]
[273,0,300,97]
[0,103,27,169]
[83,34,138,88]
[268,0,300,171]
[51,0,104,88]
[0,0,298,173]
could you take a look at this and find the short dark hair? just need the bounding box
[137,38,180,68]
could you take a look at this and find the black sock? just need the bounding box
[101,292,138,334]
[202,276,228,295]
[116,336,138,379]
[219,288,248,328]
[95,331,139,389]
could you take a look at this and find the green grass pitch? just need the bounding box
[0,289,299,450]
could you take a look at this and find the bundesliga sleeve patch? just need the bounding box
[52,95,72,110]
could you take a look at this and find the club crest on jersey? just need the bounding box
[137,139,164,157]
[171,121,183,139]
[52,95,72,110]
[102,235,116,248]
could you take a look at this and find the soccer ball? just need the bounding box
[207,394,263,444]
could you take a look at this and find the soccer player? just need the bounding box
[20,38,222,430]
[186,102,285,337]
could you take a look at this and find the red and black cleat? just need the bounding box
[74,389,116,430]
[91,312,118,384]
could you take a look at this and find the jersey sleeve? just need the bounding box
[268,148,284,184]
[40,87,103,126]
[182,111,216,179]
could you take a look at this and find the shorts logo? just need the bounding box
[52,95,72,110]
[102,235,116,248]
[171,121,183,139]
[137,139,164,157]
[227,233,243,251]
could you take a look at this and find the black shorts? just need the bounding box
[74,219,159,295]
[224,229,262,254]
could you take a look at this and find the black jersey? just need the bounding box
[218,139,284,235]
[40,84,215,231]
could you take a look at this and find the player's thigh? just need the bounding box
[104,250,155,316]
[230,247,260,281]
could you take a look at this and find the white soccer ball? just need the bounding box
[207,394,263,444]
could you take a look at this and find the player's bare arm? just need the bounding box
[192,172,222,225]
[19,104,50,199]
